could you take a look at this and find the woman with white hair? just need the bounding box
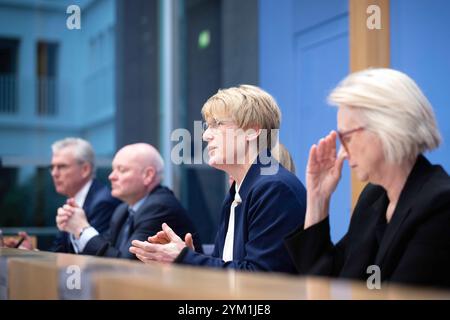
[285,68,450,288]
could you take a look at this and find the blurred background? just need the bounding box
[0,0,449,249]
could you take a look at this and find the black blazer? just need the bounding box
[52,179,121,253]
[285,155,450,288]
[82,185,202,259]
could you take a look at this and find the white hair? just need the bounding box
[328,68,441,163]
[52,137,96,177]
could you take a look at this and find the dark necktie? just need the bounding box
[116,207,135,250]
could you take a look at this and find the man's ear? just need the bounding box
[143,166,156,185]
[81,162,92,180]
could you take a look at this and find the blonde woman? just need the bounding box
[131,85,306,273]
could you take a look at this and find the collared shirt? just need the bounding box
[128,195,147,213]
[73,180,93,209]
[222,173,249,262]
[76,194,148,253]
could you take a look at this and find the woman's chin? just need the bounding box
[208,158,228,171]
[355,170,369,182]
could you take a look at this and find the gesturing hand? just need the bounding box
[307,131,345,198]
[304,131,345,228]
[147,227,195,251]
[55,198,89,237]
[130,223,191,264]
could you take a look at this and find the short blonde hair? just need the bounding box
[328,68,441,163]
[201,85,281,149]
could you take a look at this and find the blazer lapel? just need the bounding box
[82,179,98,218]
[130,186,161,227]
[216,190,234,258]
[232,200,243,259]
[366,191,389,225]
[375,201,412,268]
[375,155,431,267]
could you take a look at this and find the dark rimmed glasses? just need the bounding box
[49,161,84,173]
[203,117,235,132]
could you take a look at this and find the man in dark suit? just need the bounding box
[130,85,306,273]
[50,138,121,253]
[56,143,201,259]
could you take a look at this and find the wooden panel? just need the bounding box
[5,249,144,299]
[349,0,390,209]
[9,257,59,299]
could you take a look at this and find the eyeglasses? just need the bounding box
[49,164,70,173]
[203,117,235,132]
[49,161,83,173]
[337,126,365,154]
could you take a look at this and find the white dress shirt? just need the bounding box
[70,180,92,253]
[76,194,148,253]
[222,182,242,262]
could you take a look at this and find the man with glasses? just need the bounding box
[50,137,121,253]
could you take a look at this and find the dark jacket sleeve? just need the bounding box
[284,216,349,276]
[175,181,306,273]
[283,183,383,276]
[86,197,121,235]
[83,205,196,259]
[82,233,133,259]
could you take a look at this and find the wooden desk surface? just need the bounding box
[92,266,450,300]
[1,248,450,300]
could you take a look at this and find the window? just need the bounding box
[0,38,19,114]
[36,41,58,116]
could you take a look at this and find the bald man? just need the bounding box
[56,143,201,259]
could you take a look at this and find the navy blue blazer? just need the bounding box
[82,185,202,259]
[175,156,307,274]
[52,179,121,253]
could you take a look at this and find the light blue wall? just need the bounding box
[391,0,450,172]
[260,0,351,242]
